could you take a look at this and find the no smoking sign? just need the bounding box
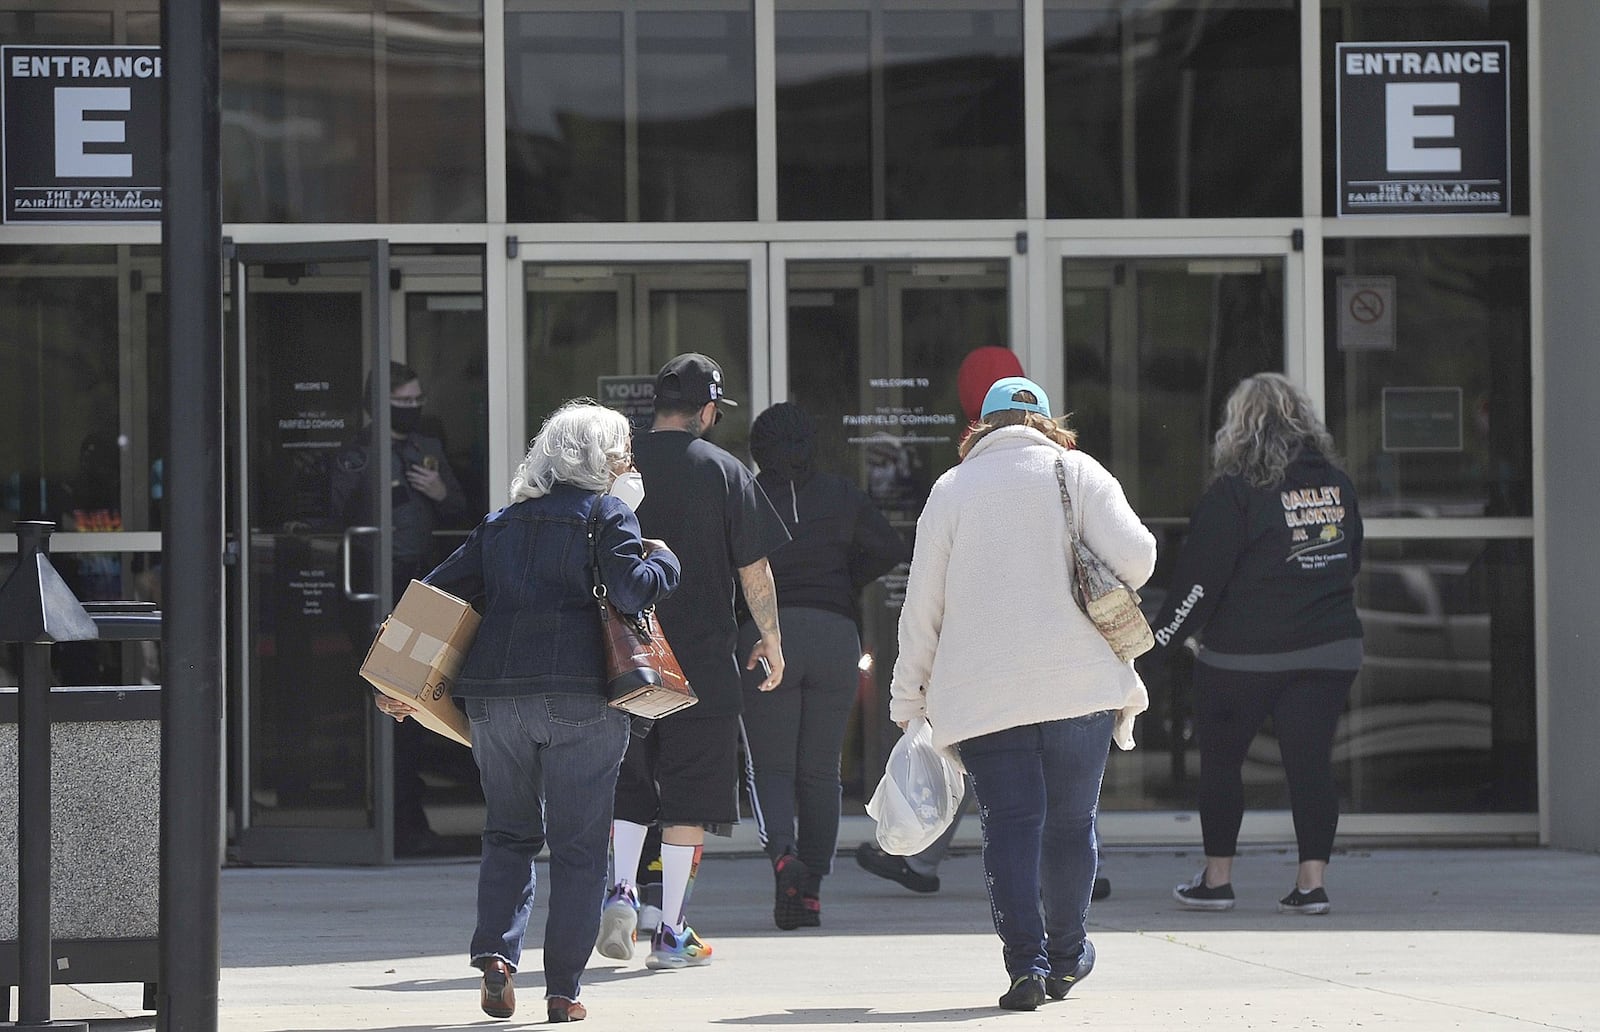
[1337,275,1396,351]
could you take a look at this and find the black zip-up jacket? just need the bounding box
[1145,449,1363,662]
[758,470,910,625]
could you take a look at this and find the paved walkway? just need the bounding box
[32,843,1600,1031]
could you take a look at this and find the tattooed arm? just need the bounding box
[737,557,785,691]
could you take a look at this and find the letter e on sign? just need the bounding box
[1385,82,1460,172]
[55,86,132,178]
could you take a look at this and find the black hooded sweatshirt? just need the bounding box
[1145,448,1364,664]
[748,403,910,625]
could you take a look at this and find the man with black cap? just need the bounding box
[598,353,790,971]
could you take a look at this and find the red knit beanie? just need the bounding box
[956,347,1025,422]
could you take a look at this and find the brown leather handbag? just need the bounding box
[588,498,697,719]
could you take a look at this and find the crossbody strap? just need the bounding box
[586,494,608,604]
[1053,456,1080,545]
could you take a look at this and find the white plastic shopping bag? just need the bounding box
[865,717,965,855]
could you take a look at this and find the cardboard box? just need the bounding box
[360,580,480,747]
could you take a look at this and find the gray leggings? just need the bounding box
[739,607,861,876]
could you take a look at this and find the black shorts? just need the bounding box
[613,711,742,828]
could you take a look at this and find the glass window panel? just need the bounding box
[1321,0,1529,216]
[775,9,873,220]
[636,10,756,221]
[505,11,625,222]
[1323,238,1531,518]
[882,6,1023,219]
[505,6,754,223]
[0,11,113,42]
[384,1,487,222]
[1345,537,1535,811]
[223,8,379,222]
[222,2,485,223]
[1045,1,1300,219]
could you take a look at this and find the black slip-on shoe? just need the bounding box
[1046,938,1095,1000]
[854,842,940,893]
[998,974,1046,1011]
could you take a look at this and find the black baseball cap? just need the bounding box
[653,353,739,409]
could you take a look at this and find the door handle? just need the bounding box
[342,525,382,601]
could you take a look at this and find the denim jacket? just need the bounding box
[423,483,680,698]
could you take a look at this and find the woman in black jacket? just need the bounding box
[740,402,910,930]
[1142,374,1363,916]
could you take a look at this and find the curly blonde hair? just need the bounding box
[1211,373,1338,488]
[958,409,1077,460]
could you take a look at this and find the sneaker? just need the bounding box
[1278,886,1331,915]
[998,973,1046,1011]
[645,924,713,970]
[1046,939,1095,1000]
[1173,872,1236,910]
[854,842,940,893]
[1091,875,1111,901]
[595,883,639,961]
[773,852,810,930]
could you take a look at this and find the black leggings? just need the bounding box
[1192,663,1355,863]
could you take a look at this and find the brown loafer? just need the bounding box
[479,958,515,1019]
[547,997,587,1022]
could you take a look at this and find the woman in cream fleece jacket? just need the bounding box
[889,376,1155,1011]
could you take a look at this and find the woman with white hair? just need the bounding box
[1145,373,1363,916]
[379,398,679,1023]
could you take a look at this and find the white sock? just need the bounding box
[610,820,650,890]
[661,843,698,932]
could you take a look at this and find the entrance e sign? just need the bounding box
[1336,42,1510,216]
[2,46,164,224]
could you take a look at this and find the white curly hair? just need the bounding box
[509,398,631,501]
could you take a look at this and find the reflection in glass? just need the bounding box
[223,1,485,223]
[1323,238,1531,518]
[523,262,751,457]
[1045,1,1300,218]
[0,11,114,43]
[785,259,1008,796]
[776,2,1024,220]
[1321,0,1529,216]
[506,5,755,222]
[1061,257,1284,521]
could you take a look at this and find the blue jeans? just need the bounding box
[466,693,630,1001]
[958,710,1114,981]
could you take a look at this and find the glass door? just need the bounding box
[231,241,394,865]
[512,244,766,457]
[773,242,1019,802]
[1052,244,1292,815]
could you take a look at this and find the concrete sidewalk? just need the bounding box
[32,843,1600,1031]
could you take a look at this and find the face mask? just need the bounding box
[391,405,422,434]
[609,470,646,512]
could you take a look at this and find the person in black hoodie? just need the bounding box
[740,402,910,930]
[1144,373,1362,916]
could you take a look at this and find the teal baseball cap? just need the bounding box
[979,376,1052,419]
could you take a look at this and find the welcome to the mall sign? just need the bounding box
[2,45,164,223]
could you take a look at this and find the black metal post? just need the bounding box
[6,522,91,1032]
[158,0,223,1029]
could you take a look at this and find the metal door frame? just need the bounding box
[229,239,394,865]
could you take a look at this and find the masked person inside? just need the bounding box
[741,402,909,930]
[890,377,1155,1011]
[597,353,790,971]
[1146,373,1363,917]
[335,361,467,856]
[378,399,680,1022]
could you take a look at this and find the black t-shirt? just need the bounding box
[632,429,790,715]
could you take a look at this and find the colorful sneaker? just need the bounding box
[1046,938,1095,1000]
[1278,886,1331,915]
[645,924,713,970]
[773,851,810,931]
[1173,872,1236,910]
[595,882,639,961]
